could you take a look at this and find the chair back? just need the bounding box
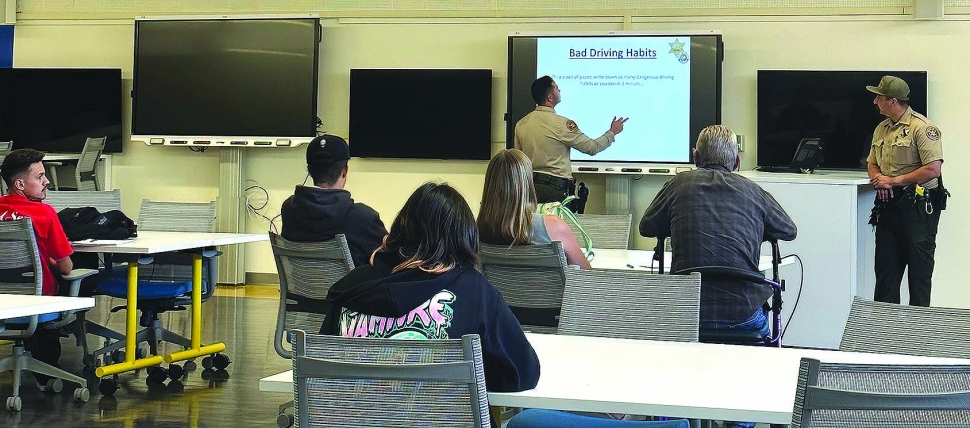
[791,357,970,427]
[840,296,970,359]
[75,137,106,191]
[44,189,122,213]
[0,218,44,337]
[559,269,700,342]
[136,199,217,284]
[0,141,10,194]
[569,213,632,250]
[291,330,490,428]
[138,199,216,232]
[269,232,354,359]
[479,242,567,330]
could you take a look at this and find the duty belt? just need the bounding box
[532,173,573,192]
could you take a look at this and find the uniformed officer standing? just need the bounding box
[514,75,627,206]
[866,75,945,307]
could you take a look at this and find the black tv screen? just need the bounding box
[757,70,928,170]
[0,68,123,153]
[507,32,723,166]
[349,69,492,160]
[132,17,319,140]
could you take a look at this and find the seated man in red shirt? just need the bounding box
[0,148,74,388]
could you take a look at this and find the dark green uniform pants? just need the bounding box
[873,198,941,306]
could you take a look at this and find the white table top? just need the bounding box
[0,294,95,320]
[489,334,970,424]
[591,248,788,273]
[260,333,970,424]
[71,231,267,254]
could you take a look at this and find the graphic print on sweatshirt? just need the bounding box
[338,290,456,339]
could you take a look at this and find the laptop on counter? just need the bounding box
[755,138,824,173]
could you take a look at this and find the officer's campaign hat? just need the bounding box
[306,134,350,166]
[866,75,910,101]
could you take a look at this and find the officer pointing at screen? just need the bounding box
[514,75,627,208]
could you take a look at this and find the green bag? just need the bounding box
[536,195,594,261]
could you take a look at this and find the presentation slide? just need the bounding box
[536,36,692,163]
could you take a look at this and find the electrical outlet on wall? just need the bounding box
[735,134,744,152]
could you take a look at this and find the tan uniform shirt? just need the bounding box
[513,106,615,179]
[867,107,943,189]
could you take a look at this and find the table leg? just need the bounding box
[96,261,163,377]
[165,253,225,363]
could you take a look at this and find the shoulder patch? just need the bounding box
[565,119,579,133]
[925,126,941,141]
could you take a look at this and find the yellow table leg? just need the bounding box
[97,262,164,377]
[163,252,225,364]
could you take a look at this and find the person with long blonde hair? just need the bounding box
[478,149,590,268]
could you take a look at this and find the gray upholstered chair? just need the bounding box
[791,357,970,427]
[269,232,354,428]
[74,137,106,191]
[479,242,567,332]
[93,200,218,369]
[568,213,633,250]
[45,137,106,191]
[840,296,970,358]
[43,189,122,213]
[291,329,490,428]
[269,232,354,359]
[559,269,700,342]
[43,189,126,362]
[0,218,95,411]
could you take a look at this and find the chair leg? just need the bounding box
[49,166,59,190]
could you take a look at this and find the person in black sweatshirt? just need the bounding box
[319,182,540,393]
[281,134,387,267]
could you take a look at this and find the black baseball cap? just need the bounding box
[305,134,350,166]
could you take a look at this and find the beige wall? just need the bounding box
[11,12,970,306]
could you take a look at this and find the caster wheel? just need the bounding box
[212,353,231,370]
[111,350,126,363]
[201,356,213,370]
[167,364,184,381]
[136,346,148,359]
[44,379,64,393]
[183,360,197,372]
[6,396,21,412]
[147,366,168,384]
[277,413,295,428]
[82,354,96,367]
[98,378,117,396]
[200,369,213,381]
[167,379,184,394]
[73,388,90,403]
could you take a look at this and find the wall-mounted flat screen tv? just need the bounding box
[132,16,319,146]
[758,70,928,170]
[0,68,123,153]
[507,31,723,171]
[349,68,492,160]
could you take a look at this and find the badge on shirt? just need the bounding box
[925,126,941,141]
[565,119,579,133]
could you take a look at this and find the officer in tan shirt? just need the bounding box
[865,75,945,307]
[514,76,627,206]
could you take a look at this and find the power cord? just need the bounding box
[245,180,281,233]
[779,253,804,341]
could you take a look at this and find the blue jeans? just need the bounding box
[700,309,768,428]
[699,308,770,339]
